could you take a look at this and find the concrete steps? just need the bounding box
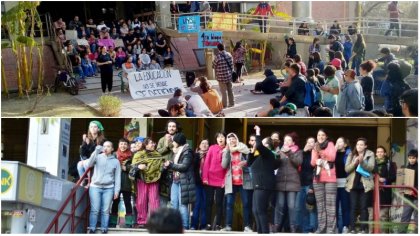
[105,227,255,234]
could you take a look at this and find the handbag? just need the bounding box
[220,52,237,82]
[356,164,370,178]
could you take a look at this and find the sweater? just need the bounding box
[87,146,121,195]
[202,144,227,187]
[201,89,223,114]
[311,141,337,183]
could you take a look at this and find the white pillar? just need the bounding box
[155,1,172,28]
[26,118,71,179]
[292,1,312,22]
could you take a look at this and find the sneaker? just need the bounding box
[189,227,196,230]
[349,230,356,234]
[87,229,95,234]
[357,230,366,234]
[214,225,222,231]
[244,226,253,232]
[220,226,232,231]
[205,224,212,231]
[342,226,349,234]
[101,230,108,234]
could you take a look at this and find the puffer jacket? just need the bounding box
[345,149,375,193]
[222,134,252,194]
[275,149,303,192]
[168,145,196,204]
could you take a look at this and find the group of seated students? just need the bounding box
[55,16,175,84]
[158,76,224,117]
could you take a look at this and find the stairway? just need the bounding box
[78,71,123,95]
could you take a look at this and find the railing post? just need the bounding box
[71,193,76,233]
[373,174,381,233]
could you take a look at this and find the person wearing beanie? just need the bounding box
[251,69,279,95]
[78,120,107,185]
[164,133,195,229]
[221,133,253,232]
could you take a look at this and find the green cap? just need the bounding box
[284,103,297,112]
[89,120,104,131]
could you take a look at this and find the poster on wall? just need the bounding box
[178,15,200,33]
[124,119,140,142]
[211,13,238,31]
[198,31,223,48]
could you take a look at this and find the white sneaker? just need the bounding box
[244,226,253,232]
[342,226,349,234]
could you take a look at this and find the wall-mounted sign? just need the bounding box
[198,31,223,48]
[178,15,200,33]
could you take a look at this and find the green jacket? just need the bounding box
[156,135,175,198]
[345,149,375,192]
[132,150,164,183]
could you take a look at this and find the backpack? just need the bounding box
[304,79,317,107]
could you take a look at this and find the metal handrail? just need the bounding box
[44,167,92,234]
[373,174,418,234]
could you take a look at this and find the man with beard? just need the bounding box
[156,120,180,206]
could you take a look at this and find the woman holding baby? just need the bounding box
[310,129,337,234]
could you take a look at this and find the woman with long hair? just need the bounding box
[308,38,321,69]
[351,34,366,76]
[96,46,114,94]
[345,138,375,234]
[359,60,376,111]
[191,139,210,230]
[311,129,337,233]
[233,41,247,82]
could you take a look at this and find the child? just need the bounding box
[87,141,121,234]
[400,149,418,233]
[110,138,134,228]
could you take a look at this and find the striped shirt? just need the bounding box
[212,51,233,83]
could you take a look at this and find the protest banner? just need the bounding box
[127,70,186,99]
[211,13,238,31]
[178,15,201,33]
[198,31,223,48]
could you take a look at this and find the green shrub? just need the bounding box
[98,95,122,117]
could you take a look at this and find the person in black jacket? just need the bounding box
[247,125,280,233]
[285,36,297,59]
[375,146,397,233]
[400,149,418,233]
[164,133,196,229]
[295,137,318,233]
[279,64,306,109]
[251,69,280,94]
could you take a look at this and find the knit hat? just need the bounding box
[330,58,342,69]
[89,120,104,131]
[173,133,187,146]
[264,69,274,76]
[284,103,297,111]
[133,136,145,143]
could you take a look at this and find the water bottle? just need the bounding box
[117,194,126,227]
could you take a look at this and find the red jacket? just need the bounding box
[202,144,227,187]
[254,3,274,16]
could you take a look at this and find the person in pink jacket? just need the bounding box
[311,129,337,233]
[202,132,227,231]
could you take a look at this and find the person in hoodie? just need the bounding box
[400,149,418,233]
[202,132,228,231]
[251,69,279,95]
[247,125,281,234]
[345,138,375,234]
[375,146,397,233]
[273,132,303,233]
[164,133,196,230]
[87,141,121,234]
[311,129,337,234]
[295,137,317,233]
[337,69,365,117]
[335,137,352,233]
[110,138,133,228]
[221,133,253,232]
[191,139,209,230]
[373,47,397,93]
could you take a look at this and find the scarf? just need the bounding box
[318,140,329,150]
[375,157,387,174]
[281,144,299,153]
[116,149,132,165]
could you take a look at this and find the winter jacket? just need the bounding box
[300,150,315,187]
[345,149,375,192]
[202,144,227,187]
[260,74,280,94]
[157,135,175,198]
[337,80,365,116]
[222,134,252,194]
[375,158,397,205]
[275,149,303,192]
[311,141,337,183]
[168,145,196,204]
[247,135,280,190]
[132,150,164,184]
[120,158,133,192]
[87,146,121,195]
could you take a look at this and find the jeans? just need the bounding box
[115,57,125,69]
[351,57,362,76]
[372,69,386,94]
[400,199,418,233]
[77,160,89,179]
[225,185,252,228]
[218,81,234,108]
[349,189,370,232]
[191,185,206,229]
[253,189,272,233]
[336,187,350,233]
[89,187,115,231]
[275,191,297,229]
[385,19,400,37]
[171,182,190,229]
[295,186,318,233]
[258,16,268,33]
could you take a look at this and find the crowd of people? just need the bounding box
[78,120,418,234]
[55,16,174,94]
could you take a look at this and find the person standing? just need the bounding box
[311,129,337,234]
[212,43,234,108]
[385,1,403,37]
[233,41,247,83]
[87,141,121,234]
[359,60,376,111]
[327,35,344,62]
[253,2,274,33]
[320,65,340,116]
[337,69,365,117]
[345,138,375,234]
[96,46,114,95]
[164,133,196,230]
[202,132,228,231]
[191,140,209,230]
[351,34,366,76]
[216,1,231,13]
[400,149,418,233]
